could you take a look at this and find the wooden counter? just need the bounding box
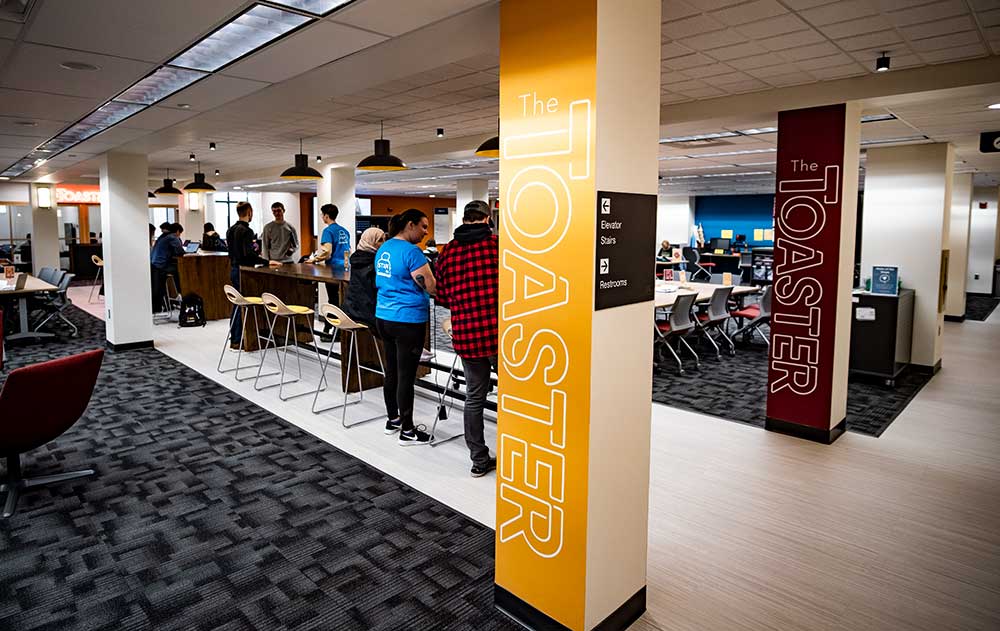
[177,252,232,320]
[239,263,425,393]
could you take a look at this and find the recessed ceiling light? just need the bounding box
[429,194,436,197]
[233,186,242,189]
[436,128,445,138]
[176,103,192,109]
[0,176,9,180]
[214,169,221,176]
[209,142,216,150]
[60,61,100,71]
[189,153,196,162]
[988,103,1000,110]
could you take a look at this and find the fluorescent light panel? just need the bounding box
[660,116,896,145]
[860,135,929,146]
[169,4,311,72]
[115,66,207,105]
[266,0,353,15]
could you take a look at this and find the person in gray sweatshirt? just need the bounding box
[261,202,299,263]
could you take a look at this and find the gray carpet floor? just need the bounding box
[0,306,517,631]
[966,293,999,321]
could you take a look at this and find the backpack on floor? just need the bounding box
[178,293,207,328]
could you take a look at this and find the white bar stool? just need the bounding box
[88,255,103,303]
[217,284,276,381]
[254,292,327,400]
[430,317,465,446]
[311,304,386,428]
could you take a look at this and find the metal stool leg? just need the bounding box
[88,267,102,303]
[679,336,700,368]
[277,315,325,401]
[430,354,465,446]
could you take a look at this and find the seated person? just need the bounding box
[656,240,671,259]
[342,227,387,330]
[201,222,225,251]
[150,223,185,311]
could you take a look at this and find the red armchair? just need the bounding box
[1,348,104,518]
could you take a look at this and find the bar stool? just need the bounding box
[311,304,385,428]
[254,292,327,400]
[218,284,276,381]
[430,317,465,446]
[88,255,103,303]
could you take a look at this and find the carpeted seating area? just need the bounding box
[0,307,517,631]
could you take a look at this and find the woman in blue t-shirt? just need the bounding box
[375,209,436,446]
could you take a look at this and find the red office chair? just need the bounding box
[0,348,104,518]
[731,285,772,348]
[654,292,700,374]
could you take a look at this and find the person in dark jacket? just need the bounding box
[343,227,386,330]
[150,223,185,312]
[434,200,498,477]
[226,202,279,347]
[202,222,224,251]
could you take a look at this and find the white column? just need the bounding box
[453,178,489,240]
[968,186,1000,294]
[946,174,973,318]
[99,151,154,348]
[29,183,59,274]
[318,165,356,241]
[861,143,954,370]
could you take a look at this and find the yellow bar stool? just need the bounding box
[88,255,103,303]
[311,304,385,428]
[218,284,276,381]
[254,292,328,400]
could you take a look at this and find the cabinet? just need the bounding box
[849,288,914,386]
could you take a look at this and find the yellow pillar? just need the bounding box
[495,1,660,629]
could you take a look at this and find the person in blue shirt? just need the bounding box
[375,208,436,446]
[308,204,352,339]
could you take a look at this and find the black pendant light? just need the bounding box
[154,169,182,196]
[357,121,407,171]
[475,119,500,157]
[147,191,156,198]
[183,162,216,192]
[280,138,323,180]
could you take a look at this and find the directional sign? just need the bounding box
[979,131,1000,153]
[594,190,656,310]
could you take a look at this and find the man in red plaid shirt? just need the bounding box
[434,200,498,477]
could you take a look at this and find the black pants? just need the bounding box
[376,318,425,431]
[460,355,495,467]
[150,265,178,312]
[229,266,243,344]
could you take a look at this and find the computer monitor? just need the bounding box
[184,242,200,254]
[709,237,730,251]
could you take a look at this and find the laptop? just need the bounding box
[184,242,200,254]
[0,273,27,291]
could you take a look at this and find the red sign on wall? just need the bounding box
[56,185,100,205]
[766,104,847,430]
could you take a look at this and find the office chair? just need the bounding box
[682,247,712,281]
[37,267,57,284]
[731,284,772,347]
[654,292,700,375]
[0,348,104,518]
[34,272,77,337]
[696,285,736,359]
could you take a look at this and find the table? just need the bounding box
[240,264,430,393]
[654,280,758,308]
[699,252,741,274]
[0,275,57,341]
[177,252,232,320]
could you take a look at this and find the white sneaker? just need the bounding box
[420,349,435,362]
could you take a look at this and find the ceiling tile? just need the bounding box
[758,28,828,50]
[801,0,880,25]
[918,41,990,62]
[901,15,976,40]
[763,71,819,86]
[883,0,969,27]
[0,43,155,100]
[0,20,19,39]
[708,41,771,60]
[157,75,270,112]
[808,61,868,78]
[662,52,717,69]
[977,8,1000,27]
[783,0,843,8]
[711,0,788,26]
[679,28,749,50]
[23,0,246,64]
[775,41,840,60]
[664,14,728,38]
[330,0,492,37]
[792,52,858,69]
[728,53,789,70]
[662,0,703,21]
[679,86,729,99]
[685,0,748,9]
[746,63,810,78]
[909,29,982,51]
[0,88,101,123]
[224,21,387,84]
[835,29,904,51]
[119,106,200,132]
[661,41,695,58]
[679,63,740,78]
[819,15,893,39]
[735,14,812,39]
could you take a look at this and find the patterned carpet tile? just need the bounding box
[0,307,517,631]
[965,293,999,322]
[651,332,932,437]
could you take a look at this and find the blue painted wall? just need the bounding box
[694,194,775,247]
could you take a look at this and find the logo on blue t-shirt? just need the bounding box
[376,251,392,278]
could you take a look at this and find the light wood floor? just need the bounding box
[70,288,1000,630]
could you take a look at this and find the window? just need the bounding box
[213,191,253,233]
[0,204,32,265]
